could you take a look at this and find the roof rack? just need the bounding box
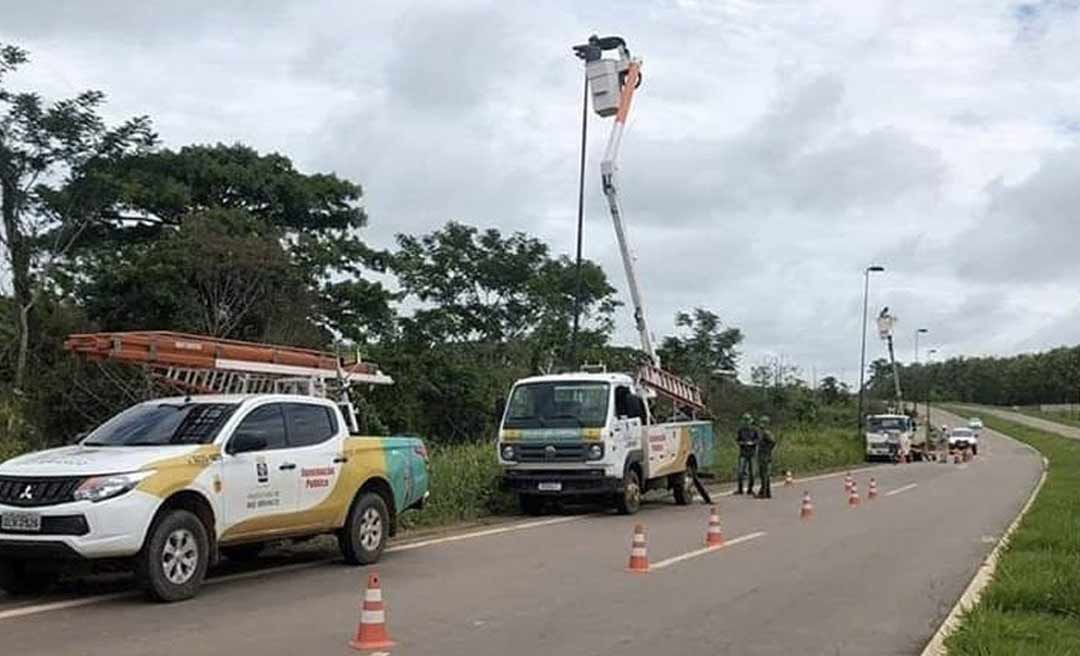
[64,331,393,433]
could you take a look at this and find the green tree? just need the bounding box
[818,375,847,405]
[59,143,393,345]
[0,43,155,390]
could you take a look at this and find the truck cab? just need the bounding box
[864,413,914,461]
[497,372,714,515]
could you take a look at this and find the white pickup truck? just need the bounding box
[0,394,429,601]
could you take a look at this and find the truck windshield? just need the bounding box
[868,417,907,432]
[82,403,238,446]
[503,382,609,429]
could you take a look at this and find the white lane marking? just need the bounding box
[884,483,918,497]
[0,515,588,622]
[387,515,584,553]
[650,531,767,570]
[0,592,132,621]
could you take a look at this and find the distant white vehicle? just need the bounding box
[864,414,914,461]
[968,417,984,431]
[948,427,978,455]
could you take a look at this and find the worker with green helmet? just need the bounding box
[735,413,758,495]
[755,415,777,499]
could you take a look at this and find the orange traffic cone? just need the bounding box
[627,524,649,573]
[844,473,853,493]
[705,506,725,547]
[349,573,395,651]
[849,482,861,507]
[800,491,814,520]
[784,470,794,486]
[868,478,878,500]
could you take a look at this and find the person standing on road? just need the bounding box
[735,414,758,495]
[755,416,777,499]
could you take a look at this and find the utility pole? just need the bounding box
[857,265,885,435]
[927,348,938,449]
[569,63,590,370]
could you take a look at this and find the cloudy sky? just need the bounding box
[3,0,1079,384]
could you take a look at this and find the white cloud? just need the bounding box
[3,0,1080,384]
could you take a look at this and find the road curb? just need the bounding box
[919,410,1049,656]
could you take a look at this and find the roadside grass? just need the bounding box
[403,423,865,529]
[939,409,1080,655]
[704,425,865,483]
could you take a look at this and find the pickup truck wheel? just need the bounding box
[339,492,389,566]
[221,543,265,562]
[0,559,55,596]
[672,464,696,506]
[518,494,545,516]
[615,468,642,515]
[136,509,209,602]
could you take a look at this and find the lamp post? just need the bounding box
[857,265,885,435]
[914,328,928,364]
[926,348,938,448]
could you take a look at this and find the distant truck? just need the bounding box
[0,394,429,601]
[497,372,715,515]
[864,413,915,461]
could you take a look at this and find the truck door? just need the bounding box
[284,402,345,531]
[221,402,299,538]
[613,385,645,467]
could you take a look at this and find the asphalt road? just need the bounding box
[0,409,1043,656]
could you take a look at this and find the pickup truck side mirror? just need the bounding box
[228,433,268,455]
[494,398,507,422]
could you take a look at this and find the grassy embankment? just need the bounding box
[939,409,1080,655]
[404,422,864,529]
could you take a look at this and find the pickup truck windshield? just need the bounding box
[82,403,238,446]
[868,417,908,432]
[503,382,609,429]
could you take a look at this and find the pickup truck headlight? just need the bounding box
[586,443,604,460]
[500,444,515,461]
[74,470,156,503]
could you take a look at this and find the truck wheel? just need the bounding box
[135,509,210,602]
[672,463,696,506]
[220,542,265,562]
[972,445,978,456]
[615,468,642,515]
[518,494,545,516]
[0,559,55,596]
[339,492,389,566]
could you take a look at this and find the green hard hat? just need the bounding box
[758,415,771,425]
[741,413,753,424]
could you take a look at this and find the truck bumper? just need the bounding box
[503,469,621,496]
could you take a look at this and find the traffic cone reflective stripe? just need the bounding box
[800,491,814,519]
[627,524,649,573]
[849,482,860,507]
[349,573,396,651]
[784,470,793,486]
[868,478,878,499]
[705,506,725,547]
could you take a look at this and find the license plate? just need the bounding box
[1,511,42,533]
[537,482,562,492]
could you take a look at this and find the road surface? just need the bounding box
[0,409,1042,656]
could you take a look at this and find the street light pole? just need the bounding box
[915,328,928,364]
[857,265,885,435]
[926,348,938,450]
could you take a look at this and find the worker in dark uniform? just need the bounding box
[735,414,758,495]
[755,415,777,499]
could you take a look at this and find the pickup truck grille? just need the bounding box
[515,443,587,463]
[0,476,84,507]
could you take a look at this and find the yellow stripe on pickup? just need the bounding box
[500,429,522,441]
[582,428,603,441]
